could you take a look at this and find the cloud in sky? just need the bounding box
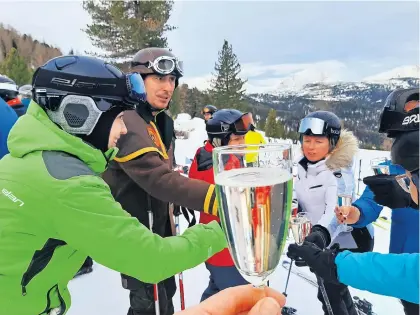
[0,0,418,94]
[185,60,355,94]
[170,1,419,93]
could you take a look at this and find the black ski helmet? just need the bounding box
[298,111,342,149]
[32,55,146,151]
[202,104,218,116]
[206,109,252,145]
[379,88,419,137]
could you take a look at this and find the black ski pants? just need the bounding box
[401,299,419,315]
[122,274,176,315]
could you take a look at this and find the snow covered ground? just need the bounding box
[67,116,405,315]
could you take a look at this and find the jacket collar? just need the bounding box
[135,103,155,123]
[299,157,328,176]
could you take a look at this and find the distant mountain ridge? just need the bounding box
[246,73,419,149]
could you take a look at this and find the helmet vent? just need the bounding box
[63,103,89,127]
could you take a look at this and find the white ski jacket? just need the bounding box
[294,130,367,249]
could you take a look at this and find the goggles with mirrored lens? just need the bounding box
[132,56,184,76]
[404,100,419,113]
[233,112,254,134]
[298,117,340,136]
[207,112,254,136]
[126,73,147,103]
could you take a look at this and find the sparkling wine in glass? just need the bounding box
[370,157,390,175]
[337,194,353,232]
[283,211,312,296]
[213,143,293,287]
[290,212,312,245]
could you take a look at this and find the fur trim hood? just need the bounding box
[325,129,358,170]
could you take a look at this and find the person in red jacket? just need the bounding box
[189,108,254,301]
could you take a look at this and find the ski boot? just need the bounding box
[281,306,297,315]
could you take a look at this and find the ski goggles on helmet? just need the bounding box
[298,117,340,137]
[233,112,254,134]
[404,100,419,113]
[208,113,254,136]
[132,56,184,77]
[202,108,213,115]
[126,72,147,103]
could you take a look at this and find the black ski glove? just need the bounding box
[287,241,341,284]
[294,225,331,267]
[363,174,417,209]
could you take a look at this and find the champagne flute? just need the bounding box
[283,211,312,296]
[370,157,390,175]
[337,194,353,232]
[213,143,293,288]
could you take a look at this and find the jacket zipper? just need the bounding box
[21,239,66,295]
[21,258,38,296]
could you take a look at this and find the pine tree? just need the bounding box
[209,40,247,110]
[68,48,74,55]
[257,119,265,131]
[0,48,33,85]
[265,109,280,138]
[276,119,285,138]
[170,86,183,116]
[82,0,176,59]
[184,88,204,118]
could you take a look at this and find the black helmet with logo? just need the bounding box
[298,110,342,149]
[379,88,419,137]
[32,55,147,151]
[206,109,253,145]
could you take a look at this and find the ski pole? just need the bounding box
[147,209,160,315]
[357,159,362,197]
[283,259,293,296]
[174,208,186,310]
[283,198,299,296]
[317,275,334,315]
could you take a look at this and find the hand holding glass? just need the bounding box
[370,157,390,175]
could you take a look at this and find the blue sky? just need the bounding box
[0,1,418,93]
